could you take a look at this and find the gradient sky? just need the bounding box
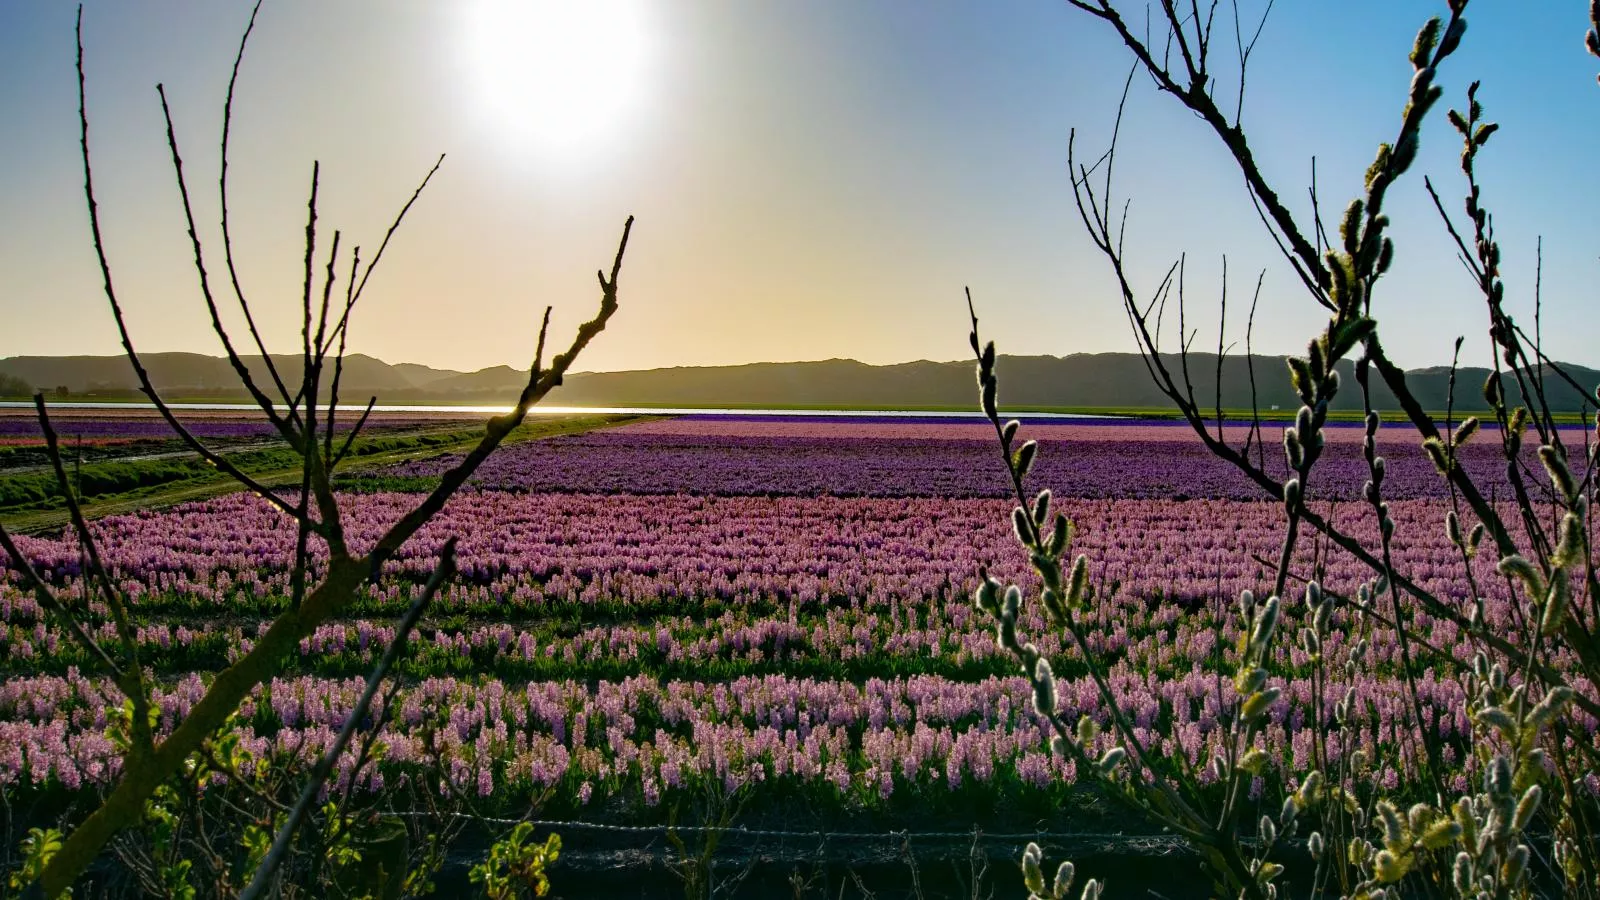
[1,1,1596,376]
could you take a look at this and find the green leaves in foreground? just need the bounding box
[469,824,561,900]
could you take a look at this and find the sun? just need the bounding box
[461,0,651,162]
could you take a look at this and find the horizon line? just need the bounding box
[4,348,1597,379]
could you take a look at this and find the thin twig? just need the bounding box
[155,81,295,442]
[368,218,632,572]
[217,0,298,420]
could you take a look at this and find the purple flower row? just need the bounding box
[5,554,1575,688]
[0,410,457,444]
[0,492,1544,627]
[383,428,1587,501]
[0,415,282,442]
[9,667,1583,803]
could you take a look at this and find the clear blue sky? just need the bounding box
[1,1,1595,374]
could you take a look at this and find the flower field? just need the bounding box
[0,408,488,449]
[0,413,281,444]
[382,414,1560,500]
[2,415,1595,824]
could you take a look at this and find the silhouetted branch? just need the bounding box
[312,231,341,397]
[1062,0,1332,302]
[1066,0,1570,635]
[217,0,297,418]
[1243,270,1265,468]
[323,243,362,458]
[1213,257,1228,441]
[1229,0,1275,122]
[337,154,446,339]
[300,163,321,386]
[369,217,633,573]
[331,397,377,470]
[1019,2,1600,893]
[1076,105,1600,720]
[156,81,294,442]
[1308,157,1330,255]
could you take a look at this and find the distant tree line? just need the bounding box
[0,373,37,398]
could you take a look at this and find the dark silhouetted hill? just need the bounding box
[2,351,1595,412]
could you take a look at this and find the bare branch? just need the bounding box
[368,216,634,573]
[217,0,298,416]
[1243,270,1265,469]
[331,397,377,470]
[1162,0,1205,86]
[344,154,446,316]
[324,243,362,461]
[1078,1,1329,297]
[1308,157,1330,256]
[313,230,341,387]
[1230,0,1275,123]
[1214,255,1227,442]
[318,155,443,363]
[307,228,342,466]
[155,82,295,442]
[299,161,321,404]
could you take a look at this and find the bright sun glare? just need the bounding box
[463,0,650,161]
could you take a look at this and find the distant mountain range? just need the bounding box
[2,351,1596,413]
